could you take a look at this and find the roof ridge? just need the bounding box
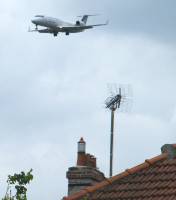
[63,152,168,200]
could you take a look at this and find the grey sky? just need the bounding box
[0,1,176,200]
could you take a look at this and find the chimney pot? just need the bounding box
[78,137,86,153]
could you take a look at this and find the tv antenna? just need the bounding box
[105,84,132,177]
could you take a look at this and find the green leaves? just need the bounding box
[3,169,33,200]
[8,169,33,186]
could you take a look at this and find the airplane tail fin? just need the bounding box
[77,14,99,24]
[81,15,89,24]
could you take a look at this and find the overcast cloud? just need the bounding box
[0,1,176,200]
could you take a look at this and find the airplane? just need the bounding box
[29,14,108,37]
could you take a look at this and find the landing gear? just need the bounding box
[66,32,69,36]
[53,32,58,37]
[35,25,38,30]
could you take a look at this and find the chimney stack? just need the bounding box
[66,138,105,195]
[77,138,96,168]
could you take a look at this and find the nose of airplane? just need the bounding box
[31,19,37,24]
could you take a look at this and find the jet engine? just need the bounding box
[76,20,81,26]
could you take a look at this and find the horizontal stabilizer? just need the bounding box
[77,14,100,17]
[77,14,100,24]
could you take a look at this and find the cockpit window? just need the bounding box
[35,15,44,18]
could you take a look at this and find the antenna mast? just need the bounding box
[105,88,122,177]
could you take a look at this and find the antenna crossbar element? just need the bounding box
[105,94,121,110]
[105,88,122,110]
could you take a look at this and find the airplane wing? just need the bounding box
[38,29,53,33]
[57,21,109,31]
[58,26,89,31]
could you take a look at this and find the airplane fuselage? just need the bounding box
[32,16,85,33]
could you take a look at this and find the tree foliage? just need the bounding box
[2,169,33,200]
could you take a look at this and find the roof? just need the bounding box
[63,144,176,200]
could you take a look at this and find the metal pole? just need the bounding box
[110,109,114,177]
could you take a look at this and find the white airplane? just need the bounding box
[29,14,108,36]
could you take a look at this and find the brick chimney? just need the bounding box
[66,138,105,196]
